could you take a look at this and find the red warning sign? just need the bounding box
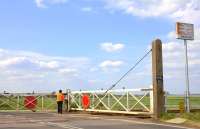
[82,94,90,109]
[24,96,37,109]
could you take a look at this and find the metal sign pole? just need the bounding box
[184,39,190,113]
[176,22,193,113]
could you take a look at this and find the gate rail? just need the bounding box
[69,88,153,115]
[0,93,57,111]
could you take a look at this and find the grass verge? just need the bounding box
[161,112,200,128]
[161,112,200,121]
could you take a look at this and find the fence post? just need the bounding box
[79,92,81,109]
[17,96,20,111]
[41,96,44,111]
[108,93,110,109]
[164,92,168,113]
[152,39,165,119]
[150,85,154,114]
[92,94,95,109]
[66,89,71,112]
[127,91,129,111]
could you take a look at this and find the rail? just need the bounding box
[0,93,57,111]
[69,88,153,115]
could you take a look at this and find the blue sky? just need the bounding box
[0,0,171,56]
[0,0,199,94]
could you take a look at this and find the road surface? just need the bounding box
[0,112,196,129]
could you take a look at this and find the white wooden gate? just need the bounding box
[0,93,56,111]
[68,88,153,115]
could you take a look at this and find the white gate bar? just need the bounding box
[110,93,128,111]
[71,88,152,94]
[94,93,110,110]
[69,88,153,115]
[129,92,150,111]
[70,108,152,115]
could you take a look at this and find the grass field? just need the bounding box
[166,96,200,110]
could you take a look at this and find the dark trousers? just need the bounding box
[57,101,63,114]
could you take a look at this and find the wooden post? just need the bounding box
[152,39,165,119]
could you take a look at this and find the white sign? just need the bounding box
[176,22,194,40]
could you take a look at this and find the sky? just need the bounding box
[0,0,199,94]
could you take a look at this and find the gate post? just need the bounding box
[152,39,165,119]
[150,85,154,114]
[66,89,71,112]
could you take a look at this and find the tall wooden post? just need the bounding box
[152,39,165,119]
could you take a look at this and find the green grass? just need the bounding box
[181,112,200,121]
[161,112,200,122]
[166,96,200,110]
[161,113,177,120]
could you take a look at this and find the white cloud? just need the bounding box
[0,55,87,72]
[81,7,93,12]
[0,57,27,68]
[104,0,200,25]
[89,67,99,72]
[88,79,99,84]
[99,60,124,72]
[58,68,78,76]
[39,61,60,69]
[0,48,90,92]
[163,41,200,70]
[167,31,177,40]
[8,73,45,80]
[35,0,47,8]
[35,0,68,8]
[161,27,200,93]
[99,60,124,68]
[100,42,125,52]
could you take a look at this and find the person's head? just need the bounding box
[59,90,62,93]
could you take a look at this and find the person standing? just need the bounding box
[56,90,65,114]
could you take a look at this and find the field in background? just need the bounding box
[166,95,200,111]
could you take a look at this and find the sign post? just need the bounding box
[176,22,194,113]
